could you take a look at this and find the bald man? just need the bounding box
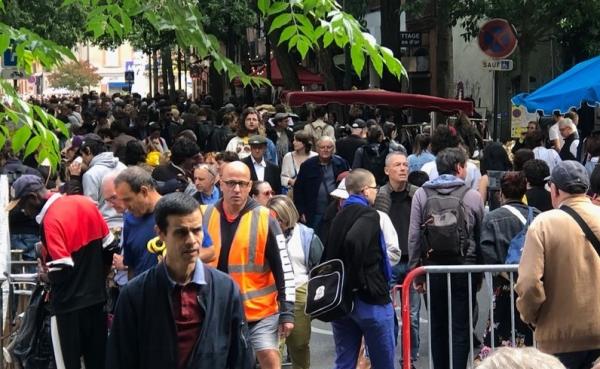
[202,161,295,369]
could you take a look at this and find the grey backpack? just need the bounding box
[421,186,470,263]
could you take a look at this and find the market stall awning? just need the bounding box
[284,90,473,115]
[512,55,600,114]
[252,58,323,86]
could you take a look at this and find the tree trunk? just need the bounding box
[265,17,301,90]
[518,45,531,93]
[316,47,339,90]
[380,0,402,91]
[343,45,353,90]
[177,47,182,91]
[163,46,176,99]
[209,62,224,108]
[161,49,169,96]
[435,17,453,97]
[148,51,153,97]
[152,50,159,96]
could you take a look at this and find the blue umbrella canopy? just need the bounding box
[512,55,600,114]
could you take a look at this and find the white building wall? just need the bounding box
[452,24,494,116]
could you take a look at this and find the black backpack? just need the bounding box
[305,259,353,322]
[421,186,470,263]
[360,144,388,186]
[486,170,506,211]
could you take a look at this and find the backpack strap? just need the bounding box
[502,205,527,226]
[560,205,600,257]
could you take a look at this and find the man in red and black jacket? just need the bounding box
[8,175,118,369]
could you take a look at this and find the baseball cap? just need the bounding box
[545,160,590,194]
[330,178,349,199]
[248,135,267,146]
[6,175,45,211]
[351,119,366,129]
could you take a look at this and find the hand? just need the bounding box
[278,322,294,339]
[414,281,426,294]
[288,178,296,187]
[37,258,49,283]
[68,161,82,176]
[112,254,127,271]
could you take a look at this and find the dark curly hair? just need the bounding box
[430,125,461,155]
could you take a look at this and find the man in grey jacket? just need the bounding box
[76,133,127,227]
[408,147,484,369]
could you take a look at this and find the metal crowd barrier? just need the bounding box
[400,264,521,369]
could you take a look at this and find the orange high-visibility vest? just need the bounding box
[203,205,278,322]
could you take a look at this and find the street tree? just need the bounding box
[47,60,102,92]
[0,0,407,168]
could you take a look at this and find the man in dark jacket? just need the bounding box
[293,136,349,231]
[106,193,252,369]
[241,135,281,194]
[324,169,395,369]
[335,119,367,165]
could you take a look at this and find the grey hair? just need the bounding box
[194,163,218,178]
[316,135,336,150]
[101,168,124,189]
[476,347,566,369]
[345,168,375,194]
[114,166,156,193]
[558,117,576,131]
[385,151,408,167]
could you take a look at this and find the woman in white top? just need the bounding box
[280,131,317,190]
[267,195,323,369]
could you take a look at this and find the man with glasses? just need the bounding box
[202,161,295,369]
[294,136,349,231]
[242,135,281,195]
[323,169,396,369]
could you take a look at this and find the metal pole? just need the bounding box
[493,70,499,141]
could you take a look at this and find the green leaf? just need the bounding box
[267,2,289,16]
[297,38,310,59]
[269,13,292,33]
[370,52,384,77]
[350,44,365,76]
[0,131,6,151]
[257,0,270,15]
[24,136,41,158]
[278,26,297,45]
[322,32,334,47]
[0,33,9,53]
[12,126,32,152]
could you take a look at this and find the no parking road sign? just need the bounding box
[478,19,518,59]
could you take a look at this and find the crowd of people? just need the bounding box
[2,90,600,369]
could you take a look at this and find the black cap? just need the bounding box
[7,175,45,211]
[351,119,366,129]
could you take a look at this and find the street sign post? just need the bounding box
[482,59,514,71]
[478,19,518,142]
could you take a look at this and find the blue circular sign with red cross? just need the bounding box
[478,19,518,58]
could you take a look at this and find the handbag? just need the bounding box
[560,205,600,257]
[305,259,354,322]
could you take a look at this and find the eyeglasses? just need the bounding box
[363,186,379,191]
[222,180,251,189]
[261,190,274,196]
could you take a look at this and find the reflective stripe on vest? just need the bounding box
[203,205,278,321]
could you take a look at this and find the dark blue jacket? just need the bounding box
[293,155,349,219]
[106,263,252,369]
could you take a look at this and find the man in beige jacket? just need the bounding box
[516,160,600,369]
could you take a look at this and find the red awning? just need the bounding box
[252,58,323,86]
[284,90,473,115]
